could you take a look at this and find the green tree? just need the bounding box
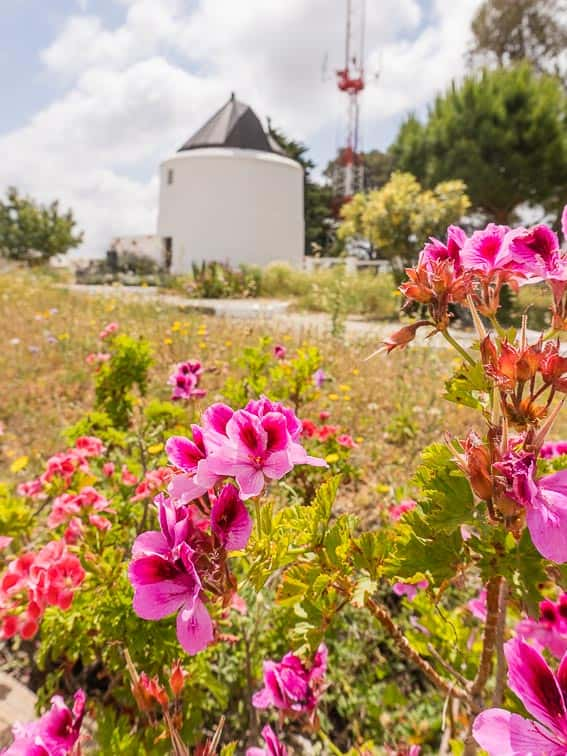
[390,64,567,224]
[338,171,470,283]
[468,0,567,82]
[267,123,334,255]
[0,187,83,264]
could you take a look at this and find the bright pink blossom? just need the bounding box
[246,725,288,756]
[74,436,105,457]
[121,465,137,486]
[516,595,567,660]
[273,344,287,360]
[102,462,115,477]
[252,644,327,716]
[389,499,417,522]
[1,689,85,755]
[48,486,111,529]
[505,224,563,280]
[393,580,428,601]
[562,205,567,245]
[460,223,512,276]
[467,588,488,622]
[165,426,219,504]
[198,409,291,499]
[473,637,567,754]
[168,361,206,401]
[0,540,85,641]
[494,449,567,562]
[128,495,214,656]
[418,225,467,274]
[16,477,45,499]
[540,440,567,459]
[337,434,356,448]
[210,484,252,551]
[99,321,118,340]
[131,468,172,502]
[85,351,110,365]
[188,399,325,501]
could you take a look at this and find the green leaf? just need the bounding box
[443,360,490,410]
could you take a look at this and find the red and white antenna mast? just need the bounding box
[334,0,366,201]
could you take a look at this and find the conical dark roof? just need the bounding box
[178,94,275,153]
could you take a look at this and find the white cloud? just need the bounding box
[0,0,482,257]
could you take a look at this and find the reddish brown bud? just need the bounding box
[169,660,187,698]
[462,431,493,501]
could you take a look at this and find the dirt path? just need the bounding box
[64,284,488,349]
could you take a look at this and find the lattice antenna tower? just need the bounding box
[334,0,366,200]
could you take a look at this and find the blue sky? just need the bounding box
[0,0,482,256]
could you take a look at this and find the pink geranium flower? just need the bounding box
[460,223,512,276]
[540,440,567,459]
[393,580,428,602]
[128,495,214,656]
[168,361,206,401]
[473,637,567,754]
[48,486,111,529]
[0,540,85,641]
[494,450,567,563]
[131,467,172,502]
[418,225,467,274]
[516,595,567,660]
[505,224,563,280]
[166,426,221,504]
[198,410,293,499]
[2,689,86,755]
[389,499,417,522]
[210,484,252,551]
[467,588,488,622]
[247,725,288,756]
[252,644,327,716]
[74,436,105,457]
[273,344,287,360]
[99,321,118,340]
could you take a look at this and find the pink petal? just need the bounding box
[211,484,252,551]
[234,464,266,499]
[226,410,267,457]
[165,436,203,472]
[556,650,567,701]
[132,530,169,558]
[526,486,567,563]
[473,708,564,755]
[288,442,327,467]
[176,597,214,655]
[261,412,289,452]
[251,687,273,709]
[168,473,208,504]
[562,205,567,244]
[262,450,293,481]
[131,574,192,620]
[505,637,567,738]
[202,403,233,436]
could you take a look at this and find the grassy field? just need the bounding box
[0,269,485,519]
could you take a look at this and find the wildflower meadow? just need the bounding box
[4,209,567,754]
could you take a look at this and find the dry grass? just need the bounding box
[5,269,561,521]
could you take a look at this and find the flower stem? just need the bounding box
[471,575,502,703]
[364,594,475,710]
[493,578,509,707]
[441,329,476,365]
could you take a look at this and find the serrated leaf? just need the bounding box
[443,360,490,409]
